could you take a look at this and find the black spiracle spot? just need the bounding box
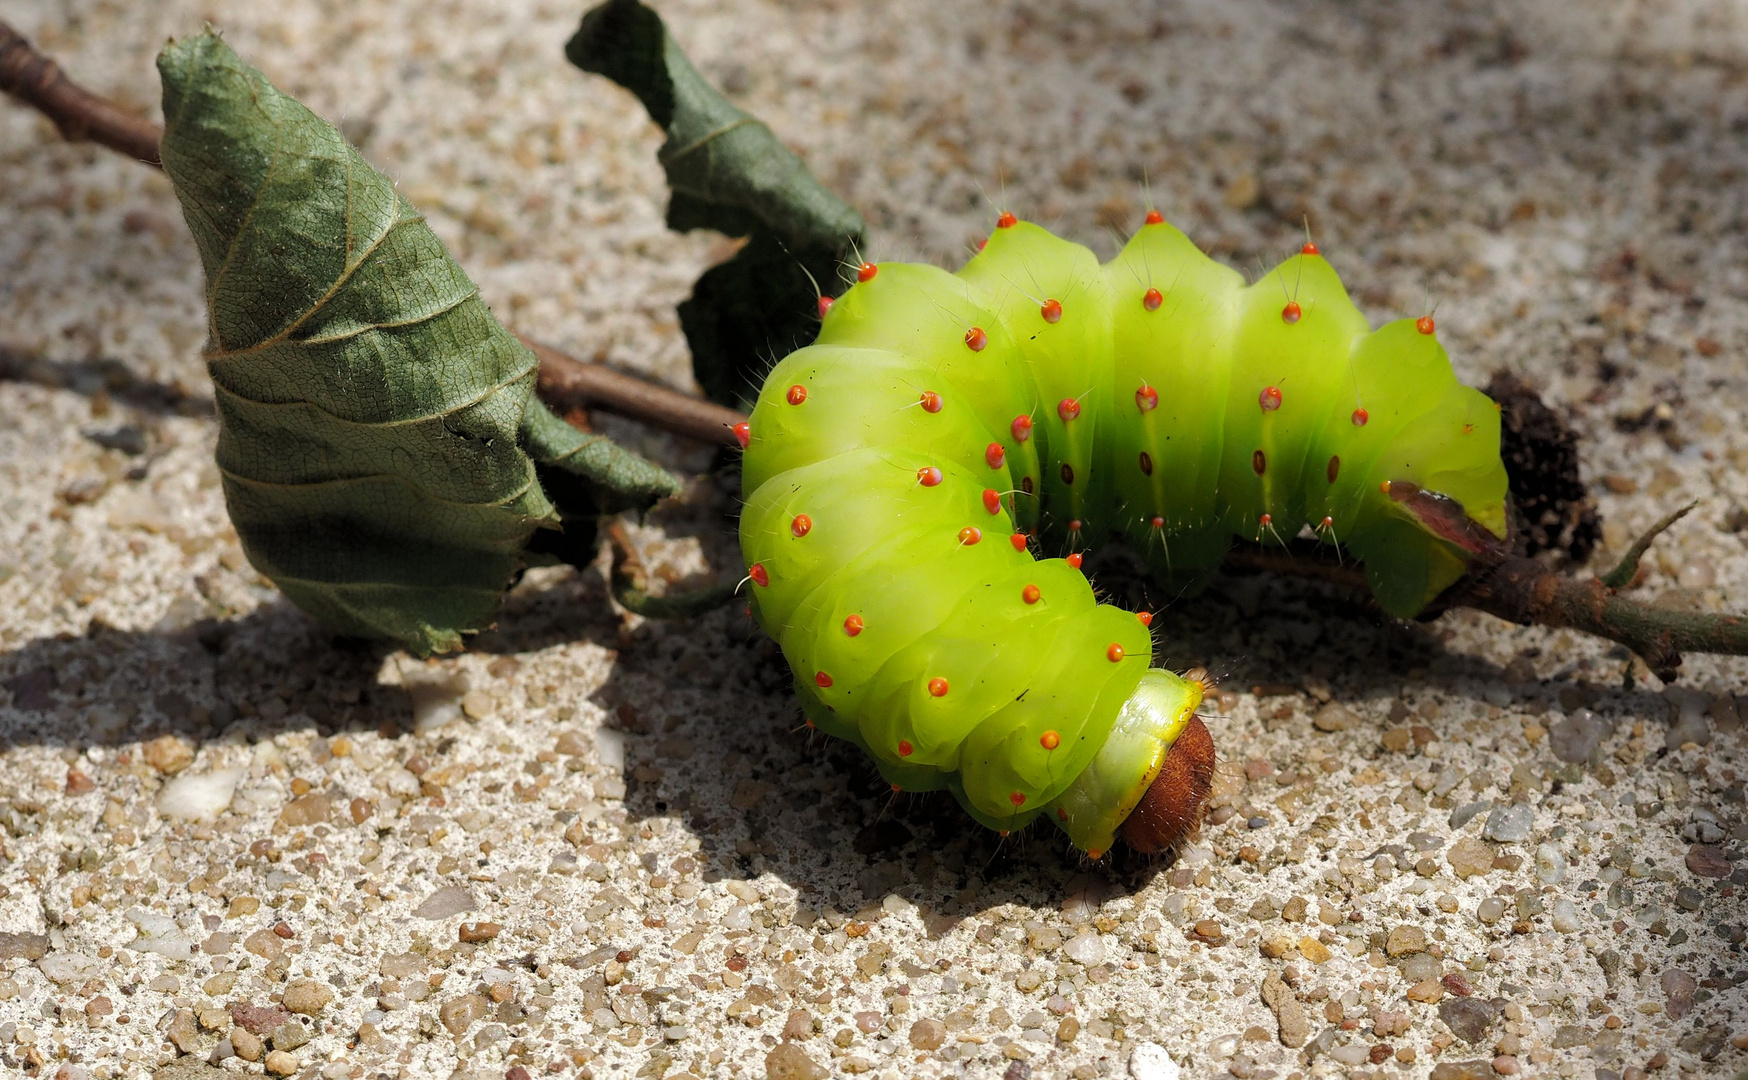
[1138,451,1153,476]
[1251,449,1266,476]
[1326,455,1340,483]
[1020,476,1034,495]
[1060,463,1074,485]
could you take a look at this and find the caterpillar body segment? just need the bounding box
[739,218,1507,856]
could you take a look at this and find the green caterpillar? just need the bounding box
[737,213,1508,858]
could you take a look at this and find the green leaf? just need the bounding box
[156,31,679,655]
[567,0,865,407]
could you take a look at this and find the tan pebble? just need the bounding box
[1313,703,1355,732]
[228,896,260,919]
[439,994,488,1036]
[458,922,502,943]
[461,690,494,719]
[1297,936,1332,964]
[1732,1032,1748,1051]
[350,797,373,824]
[1602,474,1638,494]
[264,1049,299,1076]
[281,978,333,1016]
[782,1009,816,1041]
[277,793,331,828]
[1406,978,1445,1003]
[230,1027,263,1061]
[1381,729,1412,752]
[765,1041,828,1080]
[142,735,194,775]
[1259,935,1295,959]
[1224,174,1260,210]
[1261,971,1309,1047]
[328,736,352,757]
[1386,925,1428,957]
[1192,920,1224,944]
[1448,838,1495,878]
[243,929,283,960]
[908,1017,946,1050]
[1056,1016,1080,1043]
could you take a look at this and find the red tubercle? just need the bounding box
[1351,407,1369,427]
[920,390,943,413]
[1318,515,1334,530]
[891,783,903,793]
[1067,518,1082,533]
[1057,397,1081,422]
[982,489,1002,515]
[1021,584,1041,604]
[1011,414,1033,442]
[985,442,1006,469]
[927,677,950,697]
[1301,241,1320,256]
[732,422,751,449]
[897,739,913,757]
[1066,553,1084,570]
[1136,385,1158,412]
[857,262,878,283]
[1379,480,1392,494]
[790,514,812,537]
[1281,301,1302,324]
[748,563,769,588]
[976,238,987,251]
[1259,513,1273,527]
[917,466,943,487]
[1143,287,1163,312]
[1009,533,1028,552]
[1106,643,1124,662]
[996,211,1017,229]
[1259,385,1282,412]
[958,526,983,546]
[817,295,834,319]
[1056,807,1068,821]
[1136,611,1153,628]
[786,384,807,406]
[1040,298,1063,324]
[965,326,987,351]
[1144,209,1164,225]
[815,671,833,688]
[1416,315,1436,335]
[1009,791,1027,807]
[1040,730,1061,750]
[843,614,864,636]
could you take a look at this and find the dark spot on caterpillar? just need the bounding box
[1020,476,1034,495]
[1327,455,1340,483]
[1252,449,1266,476]
[1060,463,1074,485]
[1138,450,1153,476]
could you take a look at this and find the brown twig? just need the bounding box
[7,21,1747,676]
[1,19,162,165]
[520,336,744,448]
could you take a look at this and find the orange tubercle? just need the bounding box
[996,211,1017,229]
[732,421,751,449]
[1416,315,1436,335]
[1021,584,1041,604]
[786,384,807,405]
[959,526,982,546]
[982,489,1002,515]
[897,739,913,757]
[965,326,987,351]
[1106,643,1124,662]
[857,262,878,283]
[843,614,863,636]
[790,514,812,537]
[1040,730,1060,750]
[1282,301,1302,324]
[1144,209,1164,225]
[1040,298,1062,323]
[748,563,769,588]
[927,677,949,697]
[920,390,942,413]
[1066,553,1083,570]
[815,671,833,688]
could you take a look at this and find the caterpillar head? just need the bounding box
[1045,668,1215,858]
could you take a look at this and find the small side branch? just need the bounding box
[0,20,162,165]
[605,518,739,619]
[1600,501,1695,589]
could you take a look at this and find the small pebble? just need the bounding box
[1551,899,1580,933]
[1482,804,1534,842]
[1449,838,1495,878]
[1312,703,1355,732]
[1549,710,1610,764]
[1492,1054,1521,1075]
[765,1042,827,1080]
[1474,898,1505,925]
[264,1050,300,1077]
[1063,929,1105,965]
[1439,997,1498,1043]
[1129,1042,1184,1080]
[1534,843,1566,884]
[1661,969,1696,1020]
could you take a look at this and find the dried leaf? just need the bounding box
[567,0,864,406]
[157,31,678,654]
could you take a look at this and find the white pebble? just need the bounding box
[1129,1041,1184,1080]
[125,909,193,960]
[1063,929,1106,966]
[595,728,626,772]
[155,767,242,821]
[1551,899,1580,933]
[1534,843,1567,884]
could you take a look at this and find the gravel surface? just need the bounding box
[2,1,1747,1078]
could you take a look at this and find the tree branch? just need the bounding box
[7,20,1747,677]
[1,19,162,165]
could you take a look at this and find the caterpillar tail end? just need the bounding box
[1045,669,1211,858]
